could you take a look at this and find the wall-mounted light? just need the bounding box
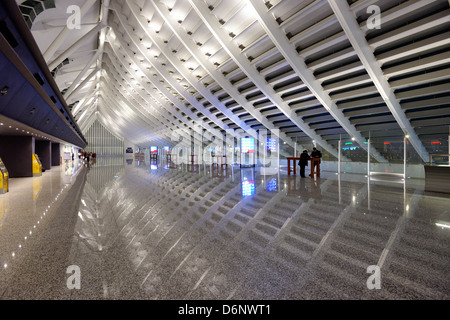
[0,86,8,95]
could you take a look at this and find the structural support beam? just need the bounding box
[100,74,176,141]
[72,81,98,117]
[120,2,257,140]
[43,0,98,62]
[98,90,170,145]
[189,0,339,158]
[63,49,100,99]
[144,0,301,153]
[48,23,105,71]
[65,66,100,102]
[248,0,387,162]
[104,40,219,145]
[328,0,429,163]
[100,54,205,147]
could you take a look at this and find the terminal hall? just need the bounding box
[0,0,448,301]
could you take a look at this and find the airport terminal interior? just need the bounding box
[0,0,448,300]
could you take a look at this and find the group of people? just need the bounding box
[297,147,322,178]
[79,151,96,168]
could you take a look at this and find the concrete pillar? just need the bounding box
[0,136,35,177]
[35,140,52,170]
[51,142,61,166]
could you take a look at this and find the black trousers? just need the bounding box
[300,165,306,177]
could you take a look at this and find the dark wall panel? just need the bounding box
[0,135,34,177]
[51,142,60,166]
[35,139,51,169]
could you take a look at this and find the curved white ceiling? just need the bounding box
[21,0,450,162]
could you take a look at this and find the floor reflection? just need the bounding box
[67,157,449,299]
[0,156,448,299]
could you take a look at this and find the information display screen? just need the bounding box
[266,178,277,192]
[163,146,170,153]
[150,146,158,154]
[267,138,277,152]
[242,180,255,196]
[241,138,255,153]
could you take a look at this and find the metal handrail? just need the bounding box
[429,154,450,164]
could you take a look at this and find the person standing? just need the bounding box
[309,147,322,176]
[298,150,310,178]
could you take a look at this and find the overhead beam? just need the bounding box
[98,82,172,144]
[48,23,105,71]
[104,39,219,144]
[43,0,98,62]
[247,0,387,163]
[145,0,303,153]
[63,49,101,99]
[328,0,430,163]
[101,54,205,147]
[118,2,258,141]
[65,66,100,102]
[189,0,339,158]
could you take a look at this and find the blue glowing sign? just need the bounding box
[242,180,255,196]
[342,146,359,151]
[266,179,277,192]
[267,138,277,152]
[241,138,255,153]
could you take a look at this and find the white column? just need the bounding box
[404,136,407,178]
[367,138,371,177]
[338,139,341,175]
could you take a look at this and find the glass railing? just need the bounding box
[429,154,450,166]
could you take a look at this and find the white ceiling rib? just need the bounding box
[328,0,431,162]
[22,0,449,161]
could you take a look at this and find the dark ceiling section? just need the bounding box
[18,0,55,29]
[0,0,87,148]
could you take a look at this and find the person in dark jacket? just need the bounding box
[298,150,310,178]
[309,147,322,176]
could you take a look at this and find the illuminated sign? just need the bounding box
[242,180,255,196]
[151,164,158,170]
[267,138,277,152]
[342,146,359,151]
[266,179,277,192]
[163,146,170,152]
[150,146,158,153]
[241,138,254,153]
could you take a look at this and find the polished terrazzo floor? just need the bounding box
[0,156,448,299]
